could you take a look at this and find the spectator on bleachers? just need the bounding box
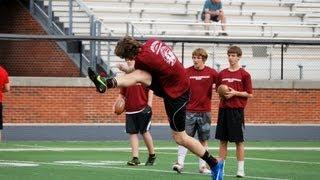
[201,0,227,36]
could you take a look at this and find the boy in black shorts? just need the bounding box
[114,60,156,166]
[89,36,224,180]
[215,46,253,178]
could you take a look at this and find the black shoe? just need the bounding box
[127,157,141,166]
[145,154,156,166]
[87,67,107,93]
[172,162,183,173]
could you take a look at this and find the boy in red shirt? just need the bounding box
[88,36,224,180]
[0,66,10,142]
[215,46,253,178]
[115,59,156,166]
[173,48,218,174]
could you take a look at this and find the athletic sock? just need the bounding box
[199,158,207,169]
[177,145,188,165]
[237,160,244,172]
[149,154,156,157]
[201,150,218,169]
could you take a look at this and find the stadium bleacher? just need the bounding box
[45,0,320,38]
[39,0,320,79]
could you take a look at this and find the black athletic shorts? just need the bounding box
[201,12,219,22]
[125,105,152,134]
[0,103,2,130]
[215,108,245,142]
[148,75,189,132]
[149,75,165,98]
[163,90,189,132]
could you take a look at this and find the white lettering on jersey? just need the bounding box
[150,40,177,66]
[190,76,210,80]
[222,78,241,82]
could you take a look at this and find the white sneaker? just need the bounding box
[236,170,245,178]
[199,166,211,174]
[172,162,183,174]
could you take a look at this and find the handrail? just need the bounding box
[130,21,320,28]
[86,6,309,15]
[82,0,306,6]
[75,0,110,34]
[1,33,320,45]
[125,20,319,38]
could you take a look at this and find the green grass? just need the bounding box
[0,141,319,180]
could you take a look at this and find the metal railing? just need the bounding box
[1,33,320,80]
[30,0,114,73]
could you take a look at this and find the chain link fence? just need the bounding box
[0,34,319,80]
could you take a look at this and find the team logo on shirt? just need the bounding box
[222,78,241,82]
[150,41,177,66]
[190,76,210,80]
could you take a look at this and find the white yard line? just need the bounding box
[1,146,319,166]
[153,151,320,165]
[0,159,290,180]
[14,144,50,148]
[1,146,320,151]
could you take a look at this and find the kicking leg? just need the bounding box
[88,68,151,93]
[172,131,224,180]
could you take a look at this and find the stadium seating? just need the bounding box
[40,0,320,79]
[45,0,320,38]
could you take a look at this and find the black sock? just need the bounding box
[106,78,118,88]
[149,154,155,157]
[201,150,218,169]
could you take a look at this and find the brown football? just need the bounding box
[114,98,125,115]
[217,84,230,98]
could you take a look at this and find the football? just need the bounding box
[114,98,125,115]
[217,84,230,98]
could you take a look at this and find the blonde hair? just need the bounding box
[192,48,208,62]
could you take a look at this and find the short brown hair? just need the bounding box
[227,46,242,57]
[114,36,142,59]
[192,48,208,62]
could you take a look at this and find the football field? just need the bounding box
[0,141,319,180]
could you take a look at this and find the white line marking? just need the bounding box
[0,147,319,152]
[0,159,290,180]
[154,151,320,165]
[52,163,290,180]
[0,160,40,167]
[14,144,49,148]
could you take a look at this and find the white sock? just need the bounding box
[199,158,207,169]
[177,145,188,166]
[237,161,244,172]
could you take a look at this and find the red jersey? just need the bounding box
[0,66,9,102]
[120,84,149,112]
[217,68,252,108]
[186,66,218,112]
[134,38,189,99]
